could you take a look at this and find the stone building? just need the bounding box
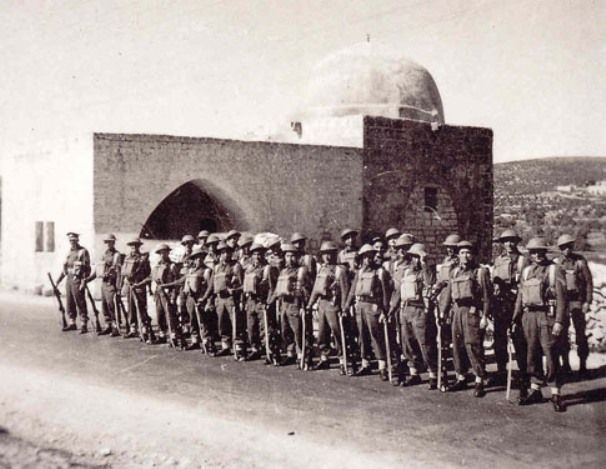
[1,44,493,290]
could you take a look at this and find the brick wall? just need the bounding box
[363,116,493,263]
[94,134,364,252]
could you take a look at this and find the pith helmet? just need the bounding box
[557,234,575,248]
[371,236,383,244]
[456,240,474,251]
[319,241,338,253]
[103,234,117,242]
[238,234,253,247]
[206,234,220,245]
[250,243,266,253]
[66,232,79,240]
[181,234,195,245]
[155,243,171,253]
[290,232,307,243]
[395,234,414,248]
[496,229,521,243]
[197,230,210,239]
[385,227,401,240]
[340,228,358,240]
[281,243,298,253]
[358,244,377,256]
[408,243,427,258]
[216,241,232,252]
[188,248,205,259]
[226,230,240,240]
[526,237,549,251]
[443,234,461,247]
[266,238,281,250]
[126,238,143,246]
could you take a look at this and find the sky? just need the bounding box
[0,0,604,162]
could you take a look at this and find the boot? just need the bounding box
[448,379,467,392]
[62,323,77,332]
[551,394,566,412]
[407,374,422,386]
[313,359,330,371]
[246,349,261,361]
[518,389,544,406]
[428,377,438,390]
[79,324,88,334]
[98,325,112,336]
[110,325,121,337]
[279,355,296,367]
[215,347,231,357]
[124,329,137,339]
[146,330,157,345]
[379,368,389,381]
[353,365,371,377]
[186,342,201,351]
[339,364,347,376]
[578,359,589,379]
[517,386,529,405]
[474,382,486,398]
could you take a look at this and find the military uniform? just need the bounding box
[344,245,392,379]
[201,243,244,355]
[441,242,492,394]
[175,235,196,335]
[513,239,567,411]
[391,244,438,386]
[554,243,593,370]
[308,241,350,372]
[60,233,91,330]
[87,235,122,334]
[150,245,180,344]
[121,240,152,337]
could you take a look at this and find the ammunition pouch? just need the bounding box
[521,278,544,307]
[355,271,376,297]
[451,273,474,301]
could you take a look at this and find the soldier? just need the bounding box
[513,237,567,412]
[84,234,122,336]
[371,236,386,264]
[441,240,492,397]
[150,244,181,347]
[201,241,244,358]
[242,243,276,361]
[203,234,220,269]
[337,228,359,274]
[55,232,91,333]
[554,233,593,377]
[166,248,214,353]
[343,244,392,380]
[176,235,196,336]
[391,243,438,388]
[197,230,210,251]
[491,229,529,386]
[121,238,153,340]
[291,232,317,282]
[238,234,254,270]
[225,230,241,251]
[384,227,401,262]
[269,243,311,368]
[307,241,350,374]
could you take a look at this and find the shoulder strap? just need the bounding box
[548,264,557,288]
[522,265,532,282]
[516,254,526,274]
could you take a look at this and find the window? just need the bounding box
[45,221,55,252]
[424,187,438,212]
[35,221,44,252]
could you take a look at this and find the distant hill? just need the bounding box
[494,156,606,196]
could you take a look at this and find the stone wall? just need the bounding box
[94,134,364,252]
[363,116,493,263]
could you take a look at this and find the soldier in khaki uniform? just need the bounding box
[307,241,350,374]
[491,229,529,386]
[344,244,393,380]
[391,243,438,388]
[291,232,317,284]
[176,235,196,336]
[201,241,244,358]
[150,243,180,347]
[84,234,122,336]
[384,227,401,263]
[55,232,91,333]
[242,243,275,361]
[338,228,358,275]
[238,234,254,270]
[225,230,241,251]
[441,240,492,397]
[197,230,209,252]
[269,243,311,368]
[554,234,593,377]
[513,237,567,412]
[121,238,152,340]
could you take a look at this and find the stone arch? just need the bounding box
[139,179,253,240]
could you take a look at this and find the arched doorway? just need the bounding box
[140,179,246,239]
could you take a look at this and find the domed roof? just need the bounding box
[301,43,444,124]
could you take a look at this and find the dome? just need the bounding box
[301,43,444,124]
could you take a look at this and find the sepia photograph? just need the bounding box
[0,0,604,467]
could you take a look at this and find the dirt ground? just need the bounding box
[0,291,604,468]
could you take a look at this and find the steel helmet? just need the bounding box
[395,234,414,248]
[556,234,575,248]
[385,227,401,240]
[155,243,171,253]
[238,234,254,247]
[526,237,550,251]
[443,234,461,247]
[319,241,338,253]
[340,228,358,240]
[181,234,195,245]
[290,232,307,243]
[496,229,521,243]
[407,243,428,258]
[358,244,377,256]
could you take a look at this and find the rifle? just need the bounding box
[506,329,514,402]
[300,307,307,370]
[338,312,348,372]
[114,293,126,336]
[263,304,272,363]
[130,286,147,343]
[47,273,67,329]
[232,304,238,360]
[434,299,449,392]
[383,317,393,383]
[84,284,102,332]
[195,300,207,355]
[160,287,179,349]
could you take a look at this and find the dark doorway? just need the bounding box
[140,181,235,239]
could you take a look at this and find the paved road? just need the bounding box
[0,291,604,468]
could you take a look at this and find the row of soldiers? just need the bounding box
[53,226,593,413]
